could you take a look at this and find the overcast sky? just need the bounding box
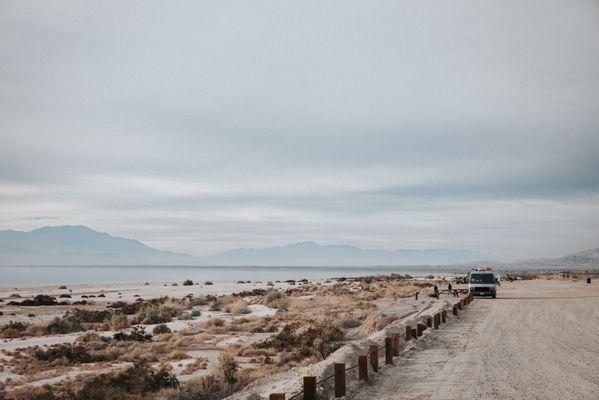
[1,0,598,258]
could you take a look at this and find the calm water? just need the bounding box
[0,265,468,286]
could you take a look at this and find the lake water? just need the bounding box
[0,265,470,286]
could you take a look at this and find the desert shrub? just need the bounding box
[113,327,152,342]
[0,321,30,338]
[183,279,194,286]
[70,308,111,323]
[178,312,193,320]
[153,324,172,335]
[191,310,201,318]
[108,301,142,315]
[110,312,130,330]
[7,294,65,306]
[264,290,287,309]
[218,352,238,385]
[141,305,180,325]
[44,314,83,335]
[257,322,344,364]
[224,299,249,315]
[205,317,225,328]
[205,281,213,285]
[209,296,233,311]
[59,294,72,298]
[69,361,178,399]
[35,343,93,363]
[75,331,107,343]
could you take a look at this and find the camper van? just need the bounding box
[468,267,498,298]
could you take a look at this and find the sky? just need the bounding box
[1,0,598,259]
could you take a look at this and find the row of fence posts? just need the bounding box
[269,293,474,400]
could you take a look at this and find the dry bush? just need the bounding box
[110,312,130,330]
[256,321,344,366]
[224,299,250,315]
[209,295,235,311]
[3,360,179,400]
[153,324,172,334]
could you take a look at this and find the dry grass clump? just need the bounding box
[209,295,235,311]
[254,321,344,366]
[202,317,276,335]
[224,299,250,315]
[181,357,208,375]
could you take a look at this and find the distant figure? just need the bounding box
[448,282,453,292]
[415,292,419,300]
[433,285,439,299]
[453,290,459,298]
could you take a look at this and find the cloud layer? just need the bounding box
[1,0,598,257]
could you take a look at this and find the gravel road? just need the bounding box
[351,279,599,400]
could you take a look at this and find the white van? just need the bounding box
[468,268,498,298]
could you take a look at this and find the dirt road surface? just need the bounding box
[351,279,599,400]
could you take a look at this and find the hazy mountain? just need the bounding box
[207,241,496,266]
[0,225,198,266]
[503,246,599,269]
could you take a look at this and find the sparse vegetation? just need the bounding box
[153,324,172,335]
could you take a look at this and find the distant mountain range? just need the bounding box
[0,225,197,266]
[207,241,496,266]
[0,225,597,268]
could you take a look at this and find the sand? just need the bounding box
[350,279,599,400]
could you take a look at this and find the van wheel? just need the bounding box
[492,294,496,299]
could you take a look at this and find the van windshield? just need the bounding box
[470,273,495,284]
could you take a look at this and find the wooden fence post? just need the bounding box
[426,317,432,328]
[405,325,412,340]
[303,376,316,400]
[358,355,368,380]
[269,394,285,400]
[441,310,447,323]
[385,337,393,364]
[369,345,379,372]
[417,323,426,337]
[334,363,346,398]
[433,313,440,329]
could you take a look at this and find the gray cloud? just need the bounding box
[1,0,598,258]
